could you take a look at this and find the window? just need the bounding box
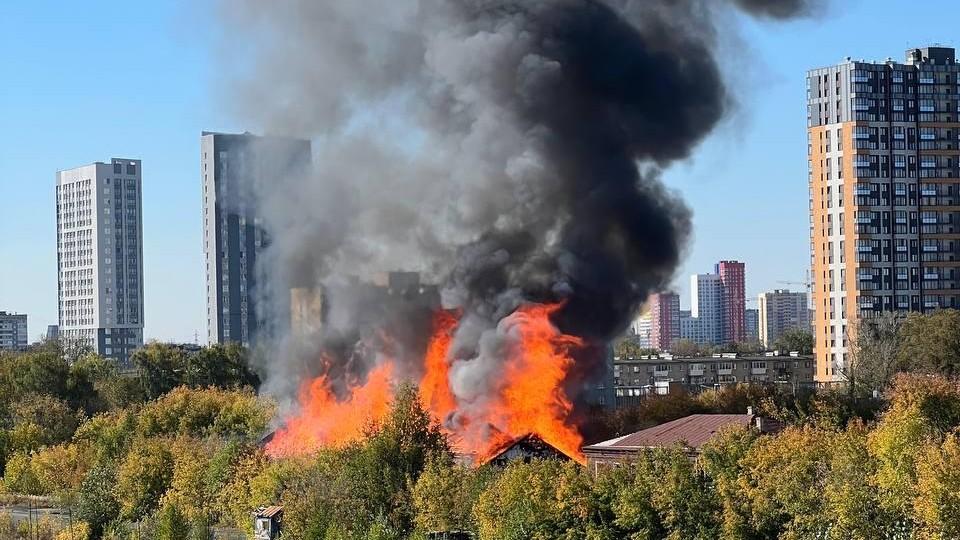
[126,163,137,175]
[113,163,122,174]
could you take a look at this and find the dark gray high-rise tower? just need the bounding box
[201,132,311,346]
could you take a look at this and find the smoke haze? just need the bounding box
[213,0,814,410]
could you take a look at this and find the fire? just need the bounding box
[265,362,395,456]
[267,303,586,464]
[474,303,584,463]
[418,309,459,426]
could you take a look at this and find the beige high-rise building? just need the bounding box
[808,46,960,383]
[758,290,810,348]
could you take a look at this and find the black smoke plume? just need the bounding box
[215,0,814,408]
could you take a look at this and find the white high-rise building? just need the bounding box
[690,273,723,344]
[56,158,143,365]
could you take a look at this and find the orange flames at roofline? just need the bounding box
[265,302,586,465]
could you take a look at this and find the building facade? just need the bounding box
[0,312,28,351]
[56,158,143,365]
[808,46,960,382]
[688,273,723,344]
[613,351,815,406]
[745,308,760,342]
[716,261,746,343]
[202,132,312,346]
[630,312,653,348]
[758,289,811,348]
[648,292,680,350]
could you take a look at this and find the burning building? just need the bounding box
[217,0,815,464]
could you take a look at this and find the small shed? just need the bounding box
[254,506,283,540]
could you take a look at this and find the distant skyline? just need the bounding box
[2,0,958,343]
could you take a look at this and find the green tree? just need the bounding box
[155,502,192,540]
[697,426,759,540]
[670,339,704,357]
[614,338,658,359]
[412,456,491,535]
[898,310,960,376]
[9,393,81,449]
[75,461,121,537]
[772,329,813,355]
[821,422,891,539]
[115,438,174,520]
[737,425,833,539]
[133,343,187,400]
[474,459,571,540]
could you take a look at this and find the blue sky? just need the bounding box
[0,0,955,343]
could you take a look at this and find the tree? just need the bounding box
[9,393,82,449]
[473,459,573,540]
[697,426,759,540]
[613,338,658,359]
[821,422,891,539]
[772,329,813,355]
[115,438,175,520]
[133,343,187,400]
[155,502,192,540]
[867,374,960,527]
[412,456,492,535]
[914,434,960,539]
[737,425,834,539]
[74,461,121,537]
[898,310,960,376]
[31,442,95,504]
[671,340,704,357]
[847,312,903,397]
[613,447,719,540]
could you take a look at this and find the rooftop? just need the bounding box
[583,414,756,453]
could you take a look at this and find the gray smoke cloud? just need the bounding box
[213,0,814,411]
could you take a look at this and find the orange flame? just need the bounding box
[474,303,585,463]
[265,362,395,456]
[267,303,586,464]
[418,309,459,425]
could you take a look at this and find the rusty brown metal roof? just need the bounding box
[258,505,284,518]
[583,414,754,453]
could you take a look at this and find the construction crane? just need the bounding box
[777,271,813,292]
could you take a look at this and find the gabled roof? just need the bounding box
[257,506,284,519]
[583,414,754,454]
[483,433,572,466]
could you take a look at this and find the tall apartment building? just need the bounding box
[648,292,680,350]
[716,261,746,343]
[745,308,759,343]
[689,273,723,344]
[808,46,960,382]
[758,289,811,348]
[629,312,653,348]
[202,132,312,346]
[0,312,28,351]
[56,158,143,365]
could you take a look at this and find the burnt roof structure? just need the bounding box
[483,433,572,467]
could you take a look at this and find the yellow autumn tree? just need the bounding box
[914,434,960,539]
